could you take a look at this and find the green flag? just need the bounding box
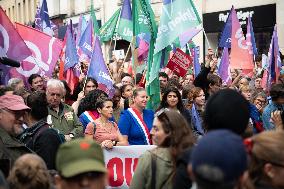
[154,0,201,54]
[117,0,133,42]
[148,0,201,109]
[99,8,120,42]
[132,0,159,109]
[90,0,100,35]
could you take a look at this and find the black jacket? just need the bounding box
[19,119,61,170]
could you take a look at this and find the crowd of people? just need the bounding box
[1,50,284,189]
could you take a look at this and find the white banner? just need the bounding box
[104,145,156,189]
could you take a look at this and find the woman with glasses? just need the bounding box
[118,88,154,145]
[157,86,191,127]
[130,110,194,189]
[244,131,284,189]
[240,85,264,134]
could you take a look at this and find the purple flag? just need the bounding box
[218,47,230,84]
[219,7,232,48]
[179,28,201,48]
[88,36,115,97]
[0,8,32,62]
[246,16,258,56]
[76,15,87,46]
[78,18,94,58]
[193,46,201,78]
[64,26,80,77]
[121,0,132,20]
[267,25,281,86]
[39,0,53,36]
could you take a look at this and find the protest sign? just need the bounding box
[104,145,156,189]
[166,48,192,77]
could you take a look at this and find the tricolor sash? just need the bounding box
[80,110,99,129]
[127,108,152,145]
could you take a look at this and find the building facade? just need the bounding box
[0,0,282,61]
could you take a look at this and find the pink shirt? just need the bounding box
[85,121,119,144]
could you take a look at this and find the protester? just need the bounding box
[28,74,44,91]
[7,154,51,189]
[46,79,83,141]
[72,77,98,114]
[55,139,107,189]
[251,91,267,114]
[240,85,264,134]
[112,85,122,122]
[78,89,108,128]
[130,110,194,189]
[204,89,250,136]
[188,130,247,189]
[262,84,284,130]
[7,78,25,92]
[84,99,128,149]
[190,87,206,137]
[159,72,169,90]
[194,49,222,99]
[0,86,13,96]
[121,73,134,86]
[0,95,32,171]
[120,84,134,110]
[244,131,284,189]
[118,88,154,145]
[157,86,191,126]
[19,91,62,170]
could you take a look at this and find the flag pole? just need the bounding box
[203,28,211,49]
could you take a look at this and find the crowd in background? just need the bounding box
[1,49,284,189]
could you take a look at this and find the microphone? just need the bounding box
[0,57,20,67]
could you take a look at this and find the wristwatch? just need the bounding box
[112,140,118,146]
[69,133,75,139]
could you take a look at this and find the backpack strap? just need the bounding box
[32,124,49,149]
[92,122,97,135]
[151,153,157,189]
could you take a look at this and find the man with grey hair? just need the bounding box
[46,79,83,141]
[7,78,25,92]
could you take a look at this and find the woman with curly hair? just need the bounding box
[78,89,108,129]
[130,110,194,189]
[71,77,98,115]
[157,86,191,127]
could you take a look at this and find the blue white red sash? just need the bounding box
[80,111,99,128]
[128,108,152,145]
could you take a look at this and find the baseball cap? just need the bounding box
[191,130,247,184]
[56,139,106,178]
[0,94,30,111]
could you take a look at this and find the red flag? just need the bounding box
[230,7,254,70]
[59,30,78,93]
[12,23,62,83]
[0,8,31,61]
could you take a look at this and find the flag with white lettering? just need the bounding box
[99,8,120,42]
[88,36,114,98]
[117,0,133,42]
[219,8,232,48]
[78,18,94,58]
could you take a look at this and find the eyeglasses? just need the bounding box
[1,109,26,119]
[270,161,284,168]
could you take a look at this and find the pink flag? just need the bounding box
[230,7,254,70]
[0,7,31,61]
[11,23,62,83]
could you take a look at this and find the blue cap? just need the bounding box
[191,130,247,184]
